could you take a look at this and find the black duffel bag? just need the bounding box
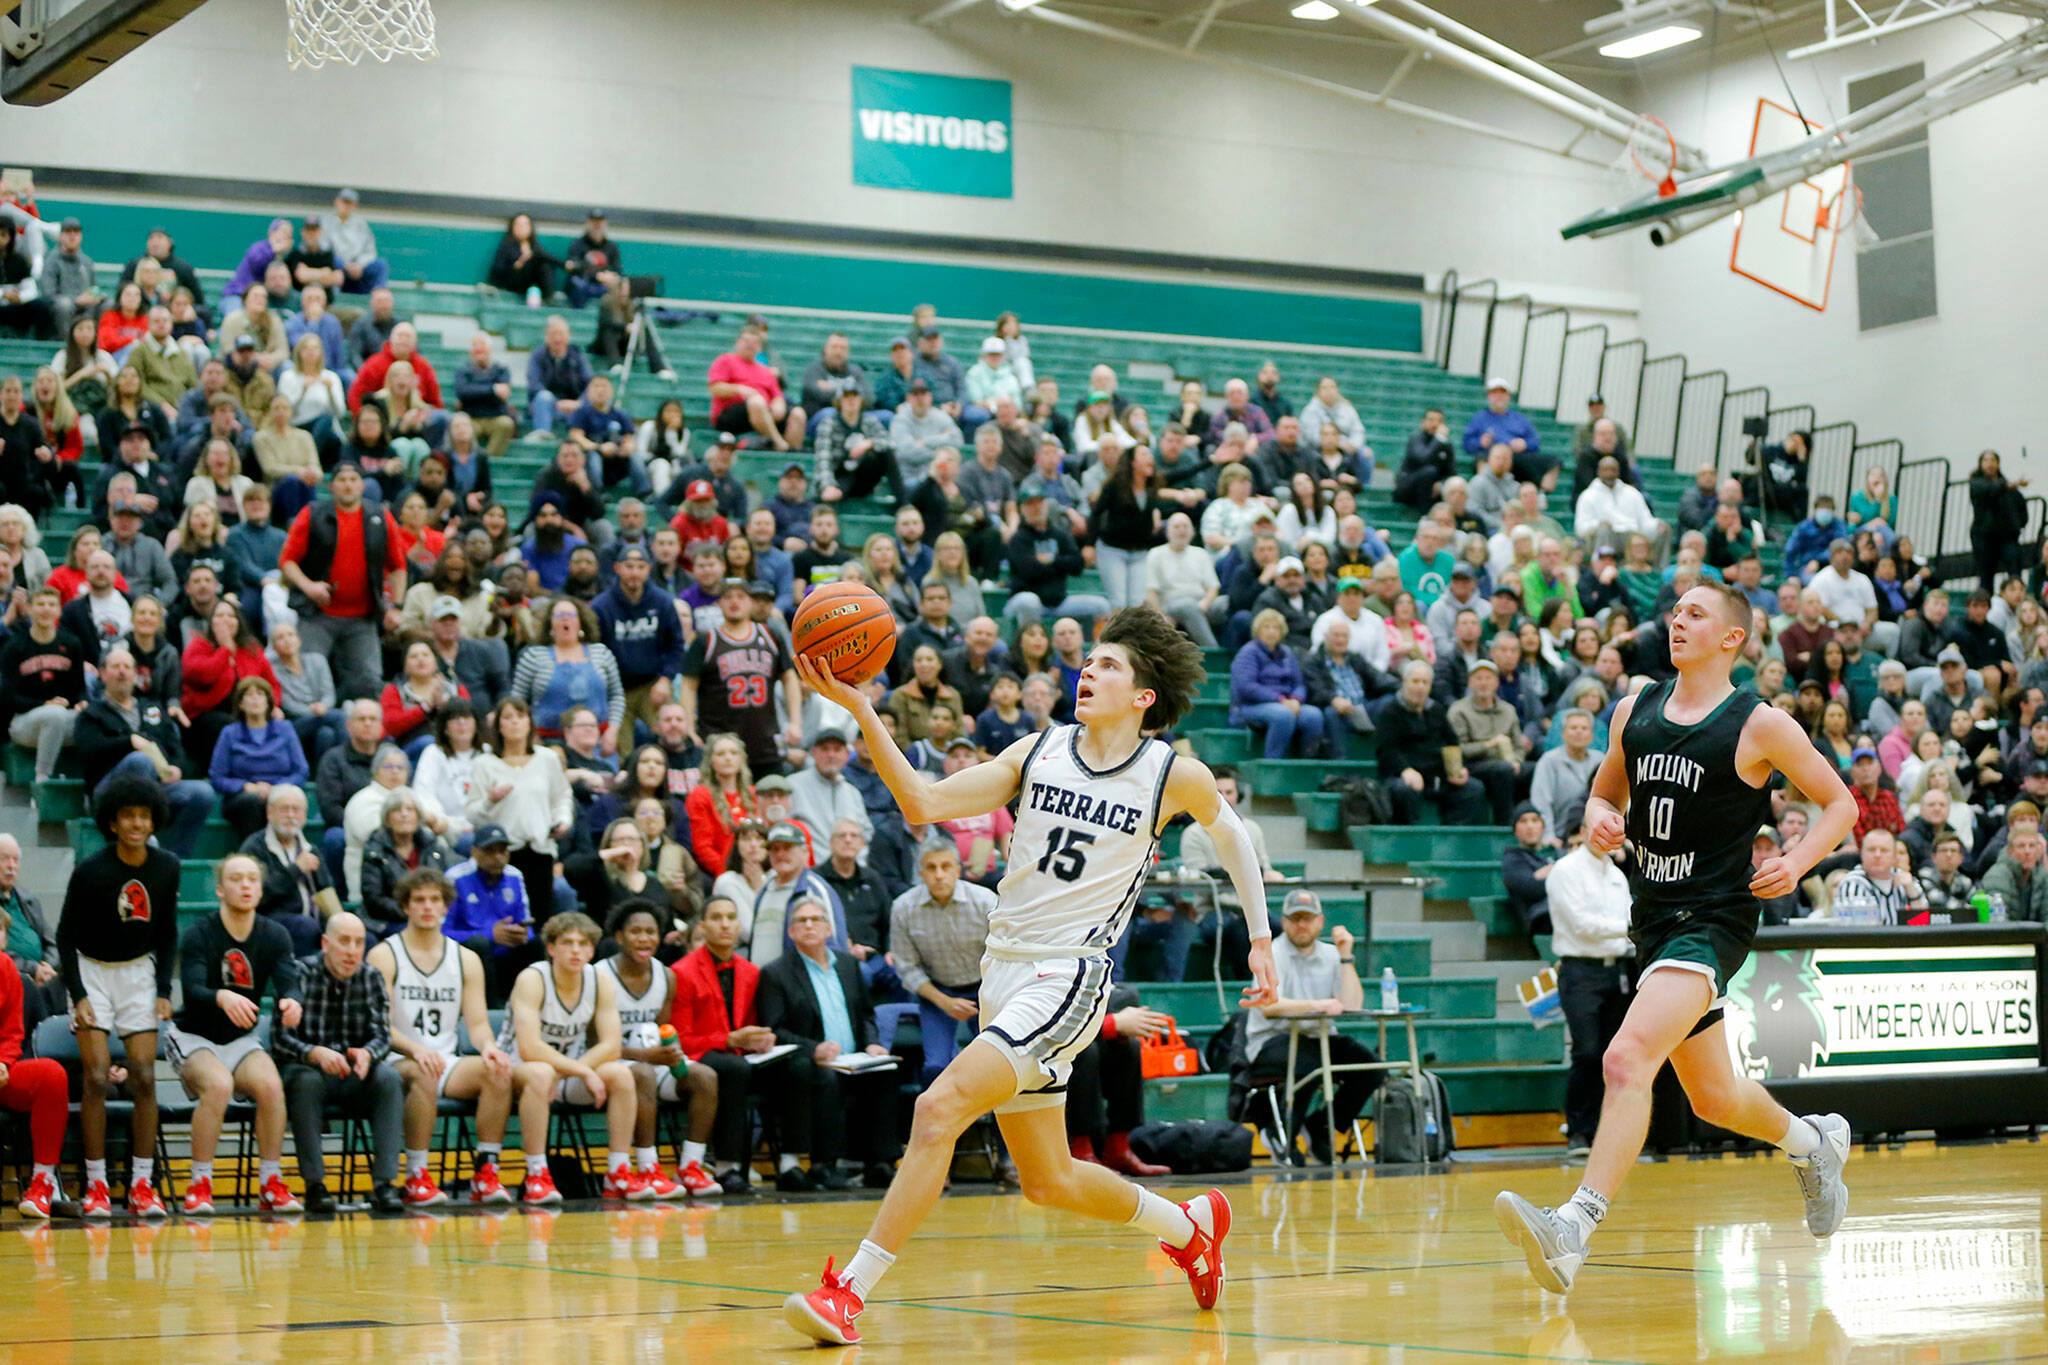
[1128,1120,1254,1174]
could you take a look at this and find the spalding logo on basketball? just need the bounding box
[791,582,897,686]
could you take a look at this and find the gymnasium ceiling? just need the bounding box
[1007,1,1822,72]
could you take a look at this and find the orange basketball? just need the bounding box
[791,581,897,686]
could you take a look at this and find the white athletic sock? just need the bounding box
[131,1157,153,1183]
[608,1150,630,1175]
[778,1153,801,1174]
[634,1146,658,1171]
[258,1160,281,1184]
[1562,1185,1609,1242]
[33,1163,56,1180]
[1778,1114,1821,1160]
[681,1140,707,1168]
[1128,1188,1197,1249]
[85,1159,107,1185]
[188,1161,212,1184]
[841,1239,897,1300]
[407,1149,429,1178]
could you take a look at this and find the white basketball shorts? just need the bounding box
[978,953,1114,1114]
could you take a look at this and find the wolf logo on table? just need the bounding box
[1725,951,1829,1079]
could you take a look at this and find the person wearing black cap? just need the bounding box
[911,326,967,420]
[815,387,906,505]
[38,216,99,337]
[565,208,623,309]
[592,543,684,744]
[887,377,962,485]
[284,216,345,294]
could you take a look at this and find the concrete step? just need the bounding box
[1299,849,1363,881]
[1372,918,1486,961]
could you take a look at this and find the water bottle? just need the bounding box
[1380,967,1400,1012]
[1989,893,2008,923]
[1971,891,1993,923]
[525,285,542,308]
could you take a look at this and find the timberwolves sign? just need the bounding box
[1724,943,2041,1080]
[851,66,1013,199]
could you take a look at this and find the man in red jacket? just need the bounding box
[0,953,70,1218]
[671,895,792,1195]
[348,322,443,412]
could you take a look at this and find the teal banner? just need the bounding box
[851,66,1012,199]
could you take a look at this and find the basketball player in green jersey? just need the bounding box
[1496,581,1859,1293]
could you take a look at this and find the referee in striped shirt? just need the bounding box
[1826,828,1923,926]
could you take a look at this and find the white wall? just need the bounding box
[1632,17,2046,477]
[4,0,1638,304]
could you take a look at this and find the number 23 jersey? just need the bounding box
[993,726,1175,959]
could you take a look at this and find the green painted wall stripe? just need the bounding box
[1816,955,2035,975]
[45,196,1422,352]
[1825,1045,2038,1065]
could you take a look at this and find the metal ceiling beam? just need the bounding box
[1566,14,2048,241]
[1327,0,1705,167]
[1014,2,1619,165]
[1382,0,1663,135]
[1184,0,1228,50]
[1787,0,2037,59]
[915,0,988,26]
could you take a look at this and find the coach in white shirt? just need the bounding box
[1573,455,1669,565]
[1545,820,1635,1153]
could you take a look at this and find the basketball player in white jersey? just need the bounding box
[597,901,722,1198]
[786,606,1278,1347]
[500,911,639,1205]
[367,868,518,1207]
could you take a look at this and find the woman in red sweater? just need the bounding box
[684,732,759,877]
[96,281,150,359]
[381,639,469,755]
[181,597,280,772]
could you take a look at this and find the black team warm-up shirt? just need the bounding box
[176,914,299,1045]
[56,845,182,1002]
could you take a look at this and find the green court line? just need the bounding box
[448,1256,1661,1364]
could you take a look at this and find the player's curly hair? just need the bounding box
[94,774,169,841]
[1099,606,1207,731]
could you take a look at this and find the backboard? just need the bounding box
[1729,98,1855,312]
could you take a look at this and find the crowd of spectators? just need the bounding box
[1,184,2043,1209]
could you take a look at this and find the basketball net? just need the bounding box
[284,0,437,69]
[1819,172,1877,248]
[1612,116,1679,199]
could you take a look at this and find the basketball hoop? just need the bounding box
[1819,173,1876,248]
[1624,116,1680,198]
[284,0,437,69]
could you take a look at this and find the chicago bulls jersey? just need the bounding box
[993,726,1175,960]
[685,621,794,777]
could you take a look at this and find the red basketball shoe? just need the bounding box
[404,1170,449,1207]
[784,1256,864,1345]
[1160,1188,1231,1310]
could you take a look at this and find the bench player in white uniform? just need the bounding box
[367,868,518,1207]
[597,901,722,1199]
[499,911,639,1205]
[786,607,1279,1347]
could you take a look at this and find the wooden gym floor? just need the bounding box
[2,1140,2043,1363]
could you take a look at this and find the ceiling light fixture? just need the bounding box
[1291,1,1339,18]
[1598,24,1702,59]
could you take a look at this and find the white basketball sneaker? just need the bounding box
[1790,1113,1851,1237]
[1494,1191,1588,1293]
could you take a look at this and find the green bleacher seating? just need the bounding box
[1242,758,1373,797]
[1351,825,1513,863]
